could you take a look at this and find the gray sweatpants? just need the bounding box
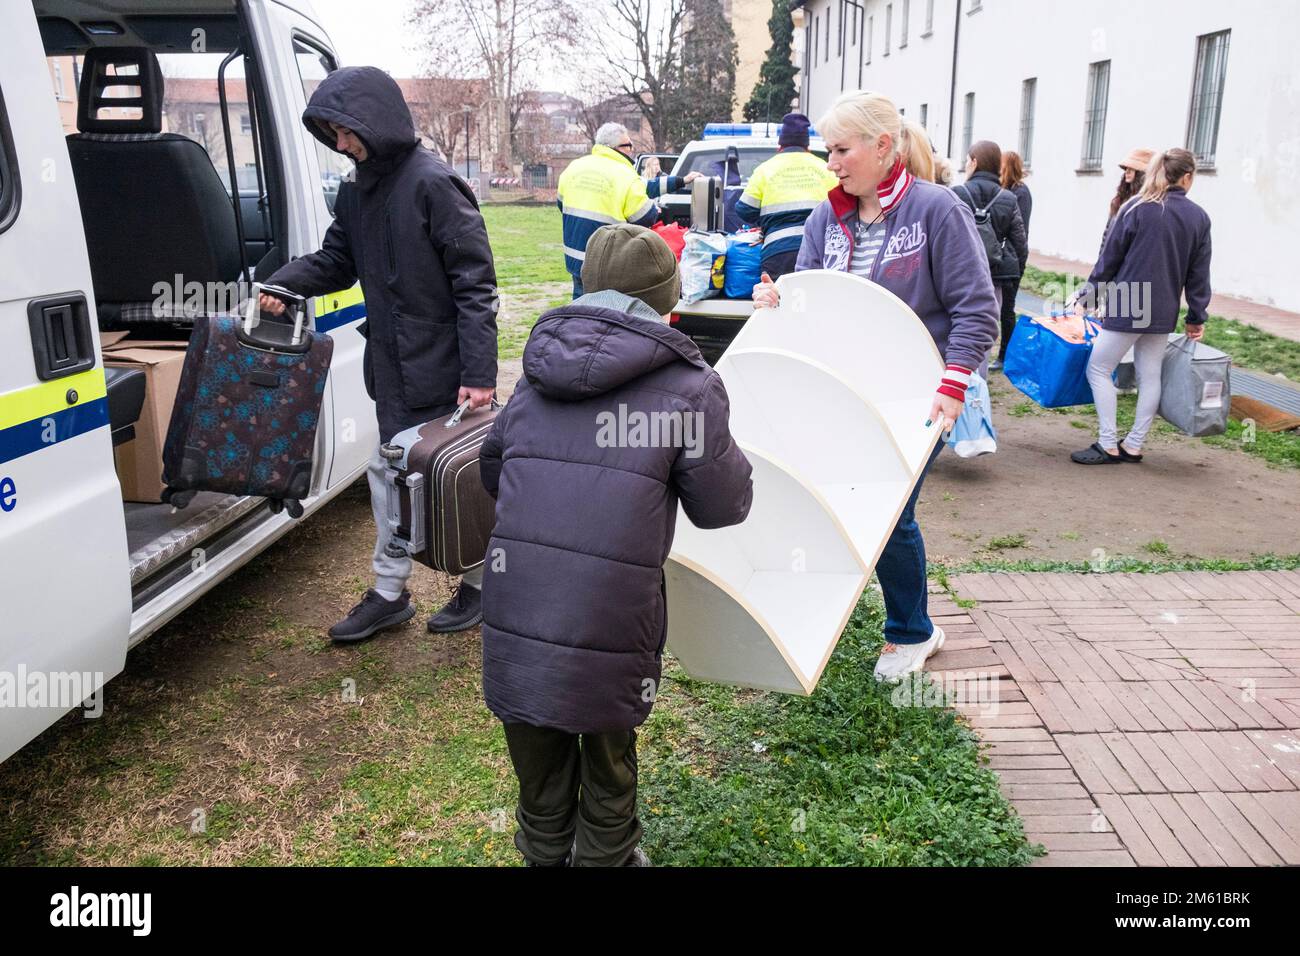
[1086,330,1166,451]
[366,446,483,597]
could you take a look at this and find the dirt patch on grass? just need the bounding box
[497,282,569,362]
[920,373,1300,564]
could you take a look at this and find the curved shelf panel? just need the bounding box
[667,445,867,690]
[729,271,944,472]
[667,270,944,695]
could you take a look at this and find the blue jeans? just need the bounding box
[572,275,584,299]
[876,441,944,645]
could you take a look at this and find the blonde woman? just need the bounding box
[752,90,998,682]
[1071,148,1212,465]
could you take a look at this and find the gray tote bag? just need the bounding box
[1158,335,1231,436]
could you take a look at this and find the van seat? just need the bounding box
[65,47,242,328]
[104,366,146,447]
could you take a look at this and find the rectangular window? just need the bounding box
[919,102,928,129]
[0,86,20,233]
[813,15,819,67]
[837,1,843,56]
[901,0,910,47]
[294,36,352,214]
[53,61,65,98]
[240,112,252,135]
[1187,29,1230,167]
[851,5,857,44]
[866,16,873,64]
[1080,60,1111,170]
[825,9,831,61]
[962,92,975,157]
[1019,78,1036,168]
[924,0,934,35]
[885,4,892,56]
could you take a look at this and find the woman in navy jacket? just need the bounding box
[1071,148,1212,465]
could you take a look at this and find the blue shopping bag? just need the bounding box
[1003,313,1101,408]
[946,372,997,458]
[722,234,764,299]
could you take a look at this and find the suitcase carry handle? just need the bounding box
[444,396,503,428]
[445,399,473,428]
[246,283,306,345]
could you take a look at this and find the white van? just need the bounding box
[0,0,376,763]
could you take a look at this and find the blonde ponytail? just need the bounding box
[900,120,936,182]
[1137,148,1196,205]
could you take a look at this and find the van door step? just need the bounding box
[126,493,267,585]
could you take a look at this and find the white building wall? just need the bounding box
[796,0,1300,312]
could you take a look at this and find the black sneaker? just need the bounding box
[427,581,483,633]
[328,589,415,643]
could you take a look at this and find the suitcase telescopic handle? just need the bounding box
[246,282,306,345]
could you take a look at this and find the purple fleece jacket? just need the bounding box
[794,180,999,373]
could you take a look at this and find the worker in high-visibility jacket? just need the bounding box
[558,123,661,297]
[735,113,838,279]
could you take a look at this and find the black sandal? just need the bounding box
[1071,442,1125,465]
[1117,443,1144,463]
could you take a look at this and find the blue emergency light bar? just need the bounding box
[702,122,819,139]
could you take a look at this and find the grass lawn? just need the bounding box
[641,594,1036,866]
[482,203,571,361]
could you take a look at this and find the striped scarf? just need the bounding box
[875,156,914,215]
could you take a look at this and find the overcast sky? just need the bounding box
[306,0,622,96]
[309,0,426,76]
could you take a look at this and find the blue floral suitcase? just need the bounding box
[161,291,333,517]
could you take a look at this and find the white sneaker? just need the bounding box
[873,627,946,683]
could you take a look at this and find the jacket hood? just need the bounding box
[301,66,418,162]
[523,297,706,401]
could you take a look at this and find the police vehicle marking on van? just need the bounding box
[0,368,108,466]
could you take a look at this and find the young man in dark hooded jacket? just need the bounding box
[258,67,498,642]
[478,223,753,866]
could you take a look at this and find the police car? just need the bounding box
[1,0,377,763]
[644,122,828,226]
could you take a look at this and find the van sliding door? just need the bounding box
[0,8,131,762]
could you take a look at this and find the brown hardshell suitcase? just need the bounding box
[380,400,498,574]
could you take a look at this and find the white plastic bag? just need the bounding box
[946,372,998,458]
[679,231,729,304]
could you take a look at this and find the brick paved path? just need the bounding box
[925,571,1300,866]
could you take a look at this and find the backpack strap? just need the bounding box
[956,183,994,217]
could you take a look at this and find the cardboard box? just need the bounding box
[103,342,188,503]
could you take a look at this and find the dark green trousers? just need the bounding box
[501,722,642,867]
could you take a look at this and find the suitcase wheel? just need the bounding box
[163,486,197,510]
[285,498,304,519]
[266,498,284,515]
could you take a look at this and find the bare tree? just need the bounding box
[597,0,687,151]
[406,75,486,167]
[572,63,626,143]
[408,0,581,171]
